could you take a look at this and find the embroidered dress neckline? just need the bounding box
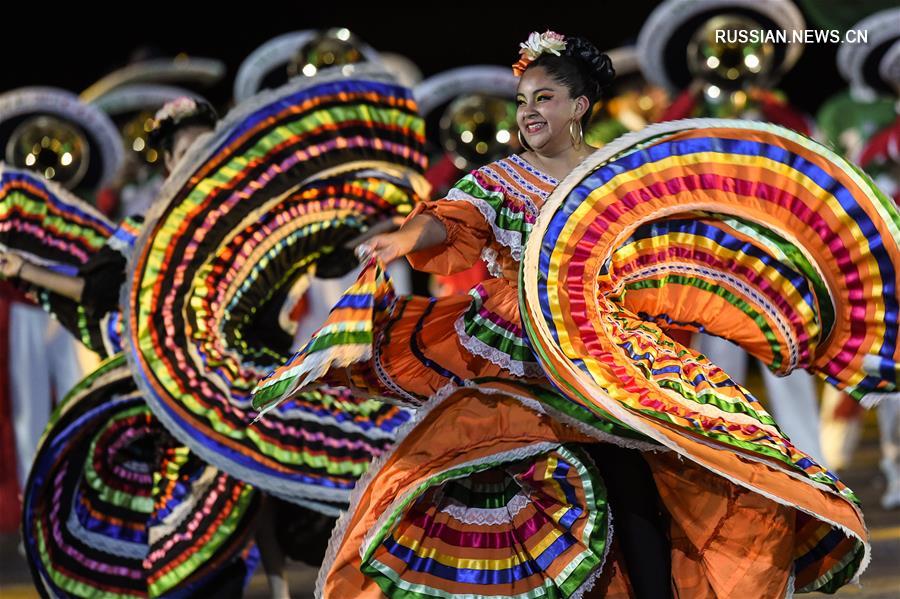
[509,153,559,187]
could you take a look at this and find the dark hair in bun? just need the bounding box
[527,36,615,127]
[148,102,218,152]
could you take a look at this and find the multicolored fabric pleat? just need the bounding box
[0,164,113,265]
[522,118,895,591]
[316,385,606,599]
[144,444,258,597]
[35,214,142,357]
[22,354,259,598]
[126,65,424,507]
[0,165,124,355]
[254,259,395,414]
[360,444,610,599]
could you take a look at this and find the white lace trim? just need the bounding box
[66,503,148,559]
[570,506,613,599]
[372,309,424,407]
[444,188,526,260]
[480,246,504,278]
[453,313,544,379]
[437,492,530,526]
[314,382,652,598]
[314,382,559,597]
[360,442,560,563]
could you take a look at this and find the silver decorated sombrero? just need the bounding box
[637,0,806,91]
[0,87,123,192]
[80,56,226,102]
[233,29,382,102]
[837,8,900,100]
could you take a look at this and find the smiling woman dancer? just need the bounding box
[255,31,881,599]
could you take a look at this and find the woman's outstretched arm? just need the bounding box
[353,213,448,265]
[0,251,85,302]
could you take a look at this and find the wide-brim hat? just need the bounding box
[837,8,900,100]
[90,84,205,119]
[80,57,226,103]
[637,0,806,91]
[414,65,517,117]
[0,87,124,192]
[233,30,382,103]
[379,52,424,88]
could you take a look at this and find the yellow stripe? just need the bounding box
[870,525,900,542]
[388,526,566,571]
[617,230,820,328]
[544,150,883,389]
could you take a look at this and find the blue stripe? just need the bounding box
[220,79,414,149]
[537,133,897,394]
[4,171,114,237]
[378,533,578,585]
[332,293,373,310]
[794,528,846,573]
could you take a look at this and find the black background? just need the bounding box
[1,1,895,115]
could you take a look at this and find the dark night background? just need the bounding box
[1,1,897,115]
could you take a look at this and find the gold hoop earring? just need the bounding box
[569,120,583,147]
[517,129,533,151]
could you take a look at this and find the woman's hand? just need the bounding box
[354,230,415,265]
[0,251,25,279]
[351,213,448,266]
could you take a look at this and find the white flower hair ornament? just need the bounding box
[153,97,201,127]
[512,31,567,76]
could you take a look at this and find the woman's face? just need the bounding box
[163,125,210,173]
[516,66,586,155]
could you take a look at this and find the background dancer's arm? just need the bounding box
[0,251,85,302]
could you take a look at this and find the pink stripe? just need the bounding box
[402,498,563,549]
[562,172,868,375]
[48,467,143,580]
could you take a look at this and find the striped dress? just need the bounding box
[257,144,875,598]
[355,153,559,403]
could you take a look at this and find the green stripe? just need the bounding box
[443,477,520,508]
[623,275,786,370]
[715,213,835,339]
[0,190,109,250]
[149,482,257,596]
[360,445,610,599]
[306,330,372,354]
[83,407,155,513]
[35,519,142,599]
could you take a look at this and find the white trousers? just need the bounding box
[9,303,97,487]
